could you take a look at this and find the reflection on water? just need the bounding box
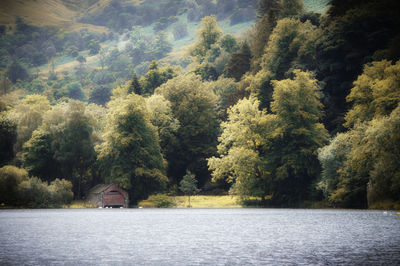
[0,209,399,265]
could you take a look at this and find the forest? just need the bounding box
[0,0,399,209]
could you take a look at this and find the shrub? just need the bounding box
[18,177,52,208]
[18,177,74,208]
[48,179,74,206]
[0,165,28,205]
[145,194,176,208]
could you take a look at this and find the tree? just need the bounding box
[0,104,17,166]
[220,34,238,54]
[315,0,400,132]
[66,82,85,100]
[96,94,168,204]
[224,42,252,81]
[140,61,177,95]
[0,165,28,206]
[363,107,400,208]
[128,72,142,95]
[77,55,86,64]
[18,177,73,208]
[156,73,219,187]
[261,18,319,81]
[318,60,400,208]
[145,94,180,160]
[191,15,222,60]
[249,18,320,110]
[89,86,112,106]
[23,101,97,198]
[344,60,400,128]
[266,70,328,206]
[9,95,51,161]
[152,31,172,59]
[89,41,101,55]
[208,97,271,199]
[317,131,362,207]
[251,0,281,70]
[194,63,218,81]
[205,77,244,120]
[179,171,200,207]
[6,61,29,83]
[209,70,328,206]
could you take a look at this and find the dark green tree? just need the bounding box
[6,61,29,83]
[179,171,200,207]
[251,0,281,70]
[0,110,17,166]
[156,73,219,187]
[67,82,85,100]
[141,61,177,95]
[266,70,328,206]
[315,0,400,132]
[224,42,252,81]
[89,86,112,106]
[23,101,97,198]
[128,72,142,95]
[0,165,28,206]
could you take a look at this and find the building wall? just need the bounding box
[86,184,129,208]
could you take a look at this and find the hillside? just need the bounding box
[0,0,110,32]
[0,0,328,33]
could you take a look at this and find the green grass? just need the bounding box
[139,195,243,208]
[368,200,400,210]
[62,201,96,209]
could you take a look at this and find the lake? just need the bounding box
[0,209,399,265]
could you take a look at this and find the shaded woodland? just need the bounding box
[0,0,399,208]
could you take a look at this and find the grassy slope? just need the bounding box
[2,0,330,73]
[0,0,108,32]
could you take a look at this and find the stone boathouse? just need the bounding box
[86,184,129,208]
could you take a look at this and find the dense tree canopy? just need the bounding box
[96,93,168,203]
[156,73,219,187]
[23,101,96,198]
[209,70,328,206]
[319,60,400,208]
[1,0,399,209]
[191,15,222,61]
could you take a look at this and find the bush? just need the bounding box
[18,177,52,208]
[145,194,176,208]
[18,177,74,208]
[0,165,74,208]
[0,165,28,205]
[48,179,74,206]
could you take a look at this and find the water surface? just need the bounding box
[0,209,399,265]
